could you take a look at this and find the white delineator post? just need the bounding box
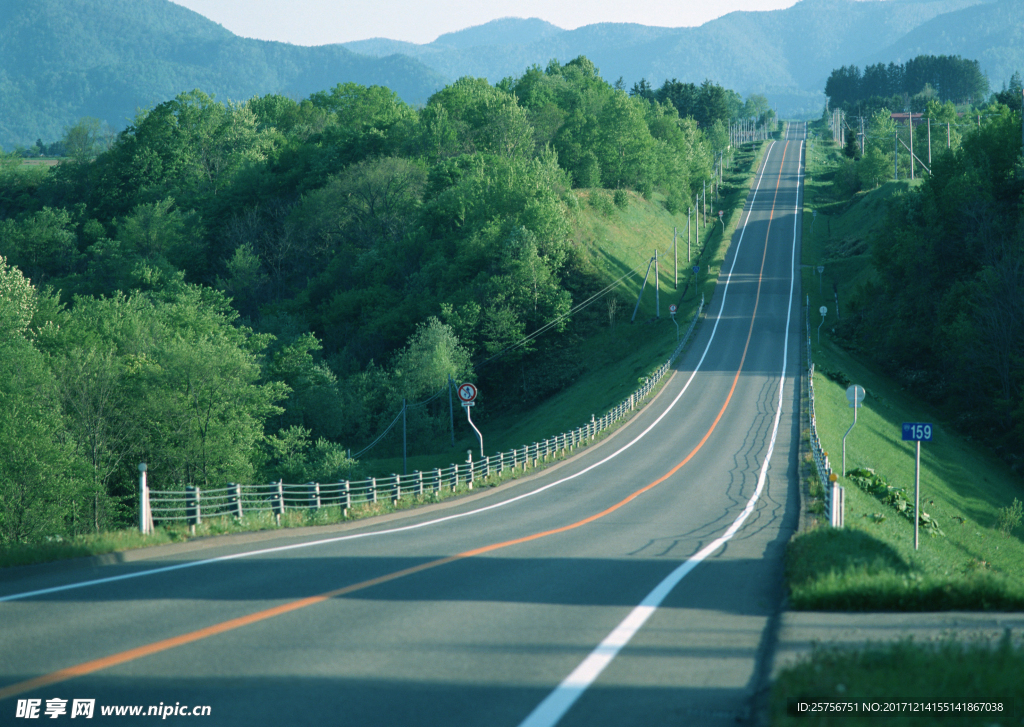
[138,463,152,535]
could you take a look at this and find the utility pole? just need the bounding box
[894,129,898,181]
[695,195,700,246]
[927,117,931,166]
[448,375,455,447]
[655,249,660,318]
[909,115,914,180]
[673,227,678,289]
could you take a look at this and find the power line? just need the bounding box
[472,266,642,370]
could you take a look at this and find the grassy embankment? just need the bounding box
[769,121,1024,726]
[1,140,774,568]
[770,633,1024,726]
[787,124,1024,611]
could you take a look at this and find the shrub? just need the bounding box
[997,498,1023,537]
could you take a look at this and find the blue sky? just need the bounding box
[169,0,803,45]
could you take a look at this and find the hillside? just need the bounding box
[787,118,1024,616]
[1,55,768,546]
[866,0,1024,89]
[4,0,1018,150]
[0,0,446,150]
[342,0,993,116]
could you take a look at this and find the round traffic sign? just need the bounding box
[692,266,700,275]
[718,210,723,218]
[817,265,824,274]
[669,304,677,314]
[819,306,827,316]
[846,384,866,407]
[457,382,477,403]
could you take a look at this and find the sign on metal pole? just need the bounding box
[902,422,933,550]
[817,305,827,344]
[817,265,824,295]
[459,383,483,456]
[901,423,933,441]
[457,382,477,404]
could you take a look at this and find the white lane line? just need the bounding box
[0,143,781,605]
[517,136,804,727]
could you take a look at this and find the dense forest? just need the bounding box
[825,54,990,112]
[0,58,757,544]
[831,100,1024,467]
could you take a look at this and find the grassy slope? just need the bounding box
[367,142,767,477]
[0,142,771,567]
[769,125,1024,727]
[788,127,1024,610]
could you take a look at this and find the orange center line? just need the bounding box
[0,142,794,703]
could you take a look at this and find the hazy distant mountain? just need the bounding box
[342,0,1007,116]
[865,0,1024,90]
[2,0,1019,151]
[0,0,446,150]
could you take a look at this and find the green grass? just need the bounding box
[366,140,771,476]
[2,142,773,568]
[788,123,1024,610]
[770,633,1024,726]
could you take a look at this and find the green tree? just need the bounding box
[392,317,473,400]
[0,206,80,284]
[0,257,89,543]
[39,284,288,495]
[422,78,534,159]
[62,117,104,163]
[596,92,658,194]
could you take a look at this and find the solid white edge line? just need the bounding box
[517,131,804,727]
[0,141,781,605]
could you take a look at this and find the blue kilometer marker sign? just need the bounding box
[902,423,933,441]
[902,422,933,551]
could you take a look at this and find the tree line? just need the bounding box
[0,58,760,544]
[825,55,990,111]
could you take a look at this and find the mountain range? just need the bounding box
[2,0,1022,151]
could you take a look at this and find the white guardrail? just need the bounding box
[144,296,706,532]
[806,295,844,527]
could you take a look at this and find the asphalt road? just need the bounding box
[1,124,806,727]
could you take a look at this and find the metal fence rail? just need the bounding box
[806,295,844,527]
[144,297,706,531]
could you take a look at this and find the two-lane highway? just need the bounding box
[1,123,806,726]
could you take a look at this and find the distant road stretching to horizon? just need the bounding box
[1,124,806,726]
